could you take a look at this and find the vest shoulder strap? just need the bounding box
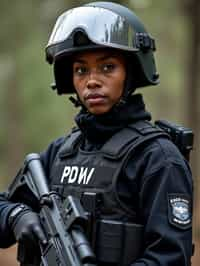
[59,127,82,158]
[58,121,170,159]
[101,120,170,159]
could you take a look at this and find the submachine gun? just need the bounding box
[155,120,194,161]
[8,153,96,266]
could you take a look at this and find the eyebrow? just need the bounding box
[73,54,118,64]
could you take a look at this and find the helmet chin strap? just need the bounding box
[69,88,133,114]
[69,90,135,113]
[113,60,136,110]
[69,95,82,108]
[112,88,132,111]
[69,94,89,113]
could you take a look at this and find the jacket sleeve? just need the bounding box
[0,192,21,248]
[0,137,65,248]
[126,138,193,266]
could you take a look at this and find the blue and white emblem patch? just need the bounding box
[168,194,192,230]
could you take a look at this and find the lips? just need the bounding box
[85,93,105,99]
[84,93,106,105]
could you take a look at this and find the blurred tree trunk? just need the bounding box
[182,0,200,235]
[184,0,200,172]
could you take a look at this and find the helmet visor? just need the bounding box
[46,6,138,61]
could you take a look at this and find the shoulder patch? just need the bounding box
[168,194,192,230]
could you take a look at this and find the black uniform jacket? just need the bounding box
[0,94,193,266]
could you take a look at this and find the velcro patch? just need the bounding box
[168,194,192,230]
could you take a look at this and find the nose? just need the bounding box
[87,79,101,90]
[86,69,101,90]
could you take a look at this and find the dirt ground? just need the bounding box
[0,241,199,265]
[0,245,19,266]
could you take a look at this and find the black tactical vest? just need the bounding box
[49,120,169,266]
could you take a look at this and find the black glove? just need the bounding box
[9,204,47,247]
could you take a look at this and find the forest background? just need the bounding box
[0,0,199,265]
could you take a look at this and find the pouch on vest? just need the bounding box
[95,220,143,266]
[81,192,144,265]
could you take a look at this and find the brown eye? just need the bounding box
[101,63,115,73]
[74,66,88,76]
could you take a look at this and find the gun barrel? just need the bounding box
[72,229,96,264]
[25,153,50,196]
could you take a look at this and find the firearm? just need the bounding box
[155,120,194,161]
[8,153,96,266]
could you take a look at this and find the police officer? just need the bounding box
[0,2,193,266]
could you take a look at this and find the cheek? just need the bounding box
[73,76,78,91]
[113,72,126,98]
[73,77,83,97]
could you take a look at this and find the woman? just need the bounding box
[0,2,193,265]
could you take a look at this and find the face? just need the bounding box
[72,49,126,115]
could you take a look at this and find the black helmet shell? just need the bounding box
[46,1,159,94]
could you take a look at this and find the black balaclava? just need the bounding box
[75,94,151,144]
[75,93,151,146]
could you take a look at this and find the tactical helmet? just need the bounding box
[46,1,159,95]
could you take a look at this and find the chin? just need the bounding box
[88,107,110,115]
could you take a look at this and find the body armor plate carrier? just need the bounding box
[49,121,169,265]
